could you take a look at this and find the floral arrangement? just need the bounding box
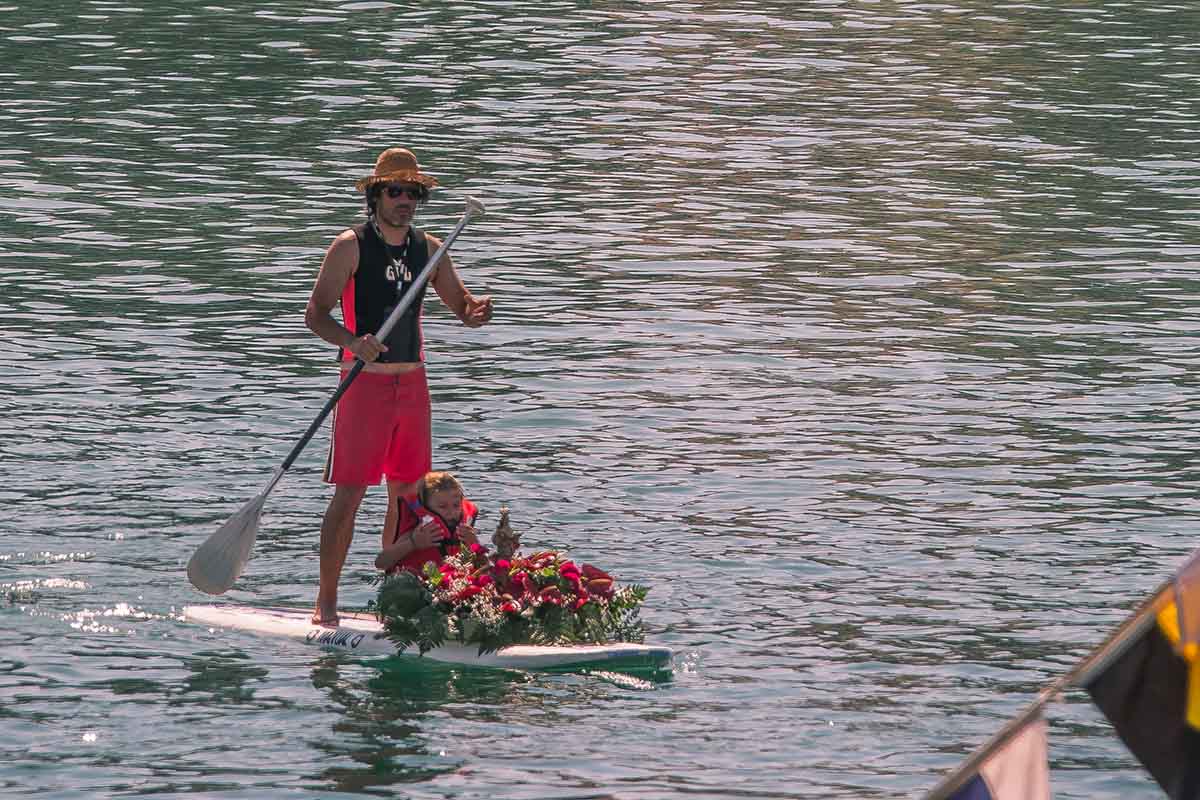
[372,542,648,656]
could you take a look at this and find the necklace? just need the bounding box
[371,216,412,283]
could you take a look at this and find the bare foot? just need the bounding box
[311,610,340,627]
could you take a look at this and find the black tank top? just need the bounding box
[339,222,431,363]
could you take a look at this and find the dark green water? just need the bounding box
[2,1,1199,797]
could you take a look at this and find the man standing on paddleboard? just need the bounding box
[304,147,493,626]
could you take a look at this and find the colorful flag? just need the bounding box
[1086,556,1200,799]
[946,716,1050,800]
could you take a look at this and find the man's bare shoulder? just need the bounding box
[315,229,361,283]
[325,229,360,258]
[331,227,359,247]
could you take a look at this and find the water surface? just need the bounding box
[3,2,1199,797]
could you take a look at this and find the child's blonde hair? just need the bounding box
[417,471,463,505]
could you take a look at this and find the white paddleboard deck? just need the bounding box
[185,604,673,673]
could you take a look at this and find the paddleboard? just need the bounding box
[184,605,673,674]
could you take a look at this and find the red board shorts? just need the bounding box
[324,367,432,486]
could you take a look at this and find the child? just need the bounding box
[376,471,480,575]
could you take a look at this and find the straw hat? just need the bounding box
[354,147,440,191]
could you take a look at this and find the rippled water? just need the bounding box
[3,1,1199,797]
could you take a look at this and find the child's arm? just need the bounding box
[375,519,440,571]
[457,512,479,546]
[376,528,418,571]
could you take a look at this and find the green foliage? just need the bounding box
[374,571,449,654]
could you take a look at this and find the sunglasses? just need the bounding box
[385,184,424,200]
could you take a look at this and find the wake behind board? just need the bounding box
[184,605,673,674]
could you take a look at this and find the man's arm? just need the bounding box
[305,231,387,361]
[429,235,494,328]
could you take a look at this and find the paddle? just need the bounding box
[187,197,486,595]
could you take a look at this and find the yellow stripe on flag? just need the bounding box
[1156,602,1200,729]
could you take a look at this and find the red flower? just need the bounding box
[539,586,563,605]
[456,585,482,601]
[572,593,590,610]
[508,571,531,597]
[559,561,580,578]
[586,578,614,598]
[469,542,484,554]
[473,573,495,588]
[495,559,511,571]
[500,602,518,614]
[581,564,611,582]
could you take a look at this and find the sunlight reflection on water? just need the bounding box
[1,1,1197,797]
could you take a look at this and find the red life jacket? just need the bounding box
[387,496,479,575]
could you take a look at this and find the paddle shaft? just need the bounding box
[267,201,482,492]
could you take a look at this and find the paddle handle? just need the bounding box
[279,358,366,473]
[375,196,484,344]
[277,197,485,476]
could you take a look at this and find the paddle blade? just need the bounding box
[187,493,266,595]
